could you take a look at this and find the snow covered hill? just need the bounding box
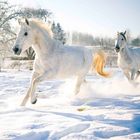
[0,68,140,140]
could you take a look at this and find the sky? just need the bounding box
[8,0,140,37]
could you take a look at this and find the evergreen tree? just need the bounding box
[131,37,140,46]
[51,22,66,44]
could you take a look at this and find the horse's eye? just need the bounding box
[24,32,28,36]
[121,38,124,41]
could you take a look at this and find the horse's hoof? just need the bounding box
[31,99,37,104]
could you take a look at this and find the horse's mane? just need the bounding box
[30,19,53,38]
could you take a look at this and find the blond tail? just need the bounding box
[92,50,110,77]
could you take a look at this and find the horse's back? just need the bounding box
[131,47,140,68]
[55,45,92,78]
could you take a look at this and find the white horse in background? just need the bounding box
[13,18,109,106]
[115,31,140,83]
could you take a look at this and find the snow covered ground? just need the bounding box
[0,68,140,140]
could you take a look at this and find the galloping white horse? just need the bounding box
[115,31,140,82]
[13,18,109,106]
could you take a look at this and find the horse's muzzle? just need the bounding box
[13,45,21,55]
[115,45,120,53]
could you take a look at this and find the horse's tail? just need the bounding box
[91,50,110,77]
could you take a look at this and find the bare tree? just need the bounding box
[0,1,20,70]
[0,1,18,43]
[20,7,52,22]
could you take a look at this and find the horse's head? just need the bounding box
[115,31,127,53]
[13,18,34,55]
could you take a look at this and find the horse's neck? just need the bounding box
[119,44,132,60]
[120,44,127,52]
[32,28,57,58]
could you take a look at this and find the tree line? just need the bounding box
[69,31,115,49]
[68,31,140,48]
[0,1,140,65]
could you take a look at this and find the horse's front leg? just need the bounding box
[129,69,140,87]
[20,72,40,106]
[30,70,54,104]
[135,71,140,80]
[123,69,130,81]
[30,73,44,104]
[130,69,136,81]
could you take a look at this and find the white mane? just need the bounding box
[30,19,53,38]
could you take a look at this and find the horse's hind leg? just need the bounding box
[75,75,85,95]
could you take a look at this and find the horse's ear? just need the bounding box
[124,30,126,35]
[25,18,29,25]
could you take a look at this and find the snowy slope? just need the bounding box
[0,68,140,140]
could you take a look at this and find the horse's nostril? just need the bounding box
[115,45,120,50]
[115,46,120,52]
[13,46,21,55]
[13,47,19,53]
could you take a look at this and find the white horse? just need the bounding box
[13,18,109,106]
[115,31,140,82]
